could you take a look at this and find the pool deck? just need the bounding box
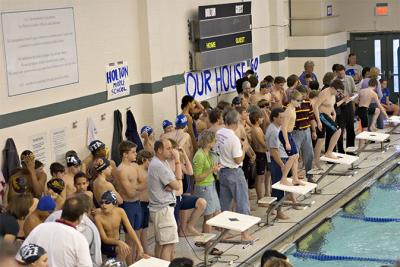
[144,128,400,267]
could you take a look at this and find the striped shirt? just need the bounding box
[294,100,314,130]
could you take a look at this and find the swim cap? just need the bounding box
[88,140,105,153]
[47,178,65,195]
[37,195,56,212]
[101,190,117,205]
[102,258,127,267]
[20,244,46,264]
[66,154,81,167]
[175,114,188,128]
[20,150,34,161]
[232,96,241,106]
[162,120,173,129]
[94,157,110,173]
[140,126,153,136]
[11,176,29,194]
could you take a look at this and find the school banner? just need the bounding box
[106,61,130,100]
[184,56,259,101]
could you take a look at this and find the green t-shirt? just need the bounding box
[193,149,215,186]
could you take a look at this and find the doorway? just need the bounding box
[349,32,400,102]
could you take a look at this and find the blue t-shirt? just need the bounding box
[381,88,390,104]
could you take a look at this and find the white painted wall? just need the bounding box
[0,0,349,169]
[337,0,400,32]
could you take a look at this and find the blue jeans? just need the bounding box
[218,168,250,215]
[292,128,314,180]
[268,158,288,201]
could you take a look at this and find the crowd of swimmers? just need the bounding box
[1,55,398,267]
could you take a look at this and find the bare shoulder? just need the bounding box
[116,207,126,216]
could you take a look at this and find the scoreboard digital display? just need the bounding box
[193,2,252,70]
[198,31,252,52]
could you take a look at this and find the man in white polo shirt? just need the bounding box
[216,109,254,242]
[16,195,92,267]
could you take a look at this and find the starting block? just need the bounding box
[387,116,400,134]
[193,233,216,244]
[129,257,170,267]
[260,179,317,225]
[311,153,359,190]
[202,211,260,266]
[257,197,277,227]
[356,131,390,152]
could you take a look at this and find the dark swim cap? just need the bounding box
[20,244,46,264]
[47,178,65,194]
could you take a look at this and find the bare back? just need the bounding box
[23,212,42,236]
[359,88,378,108]
[63,173,76,197]
[284,105,297,132]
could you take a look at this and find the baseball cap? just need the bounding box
[66,154,81,167]
[140,126,153,136]
[11,176,29,194]
[94,157,110,173]
[37,195,56,212]
[101,190,117,205]
[162,120,173,129]
[47,178,65,195]
[175,114,188,128]
[102,258,127,267]
[20,244,46,264]
[232,96,241,106]
[88,140,105,153]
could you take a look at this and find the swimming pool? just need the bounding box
[286,165,400,267]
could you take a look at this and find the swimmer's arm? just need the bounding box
[94,216,120,246]
[25,157,44,197]
[136,176,147,191]
[281,111,290,144]
[254,128,268,150]
[246,145,256,159]
[81,154,93,174]
[180,149,193,176]
[270,148,285,168]
[374,93,389,118]
[118,170,139,199]
[120,209,144,250]
[193,100,205,113]
[313,93,325,125]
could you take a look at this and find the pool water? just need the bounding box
[286,165,400,267]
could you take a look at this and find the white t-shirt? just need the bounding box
[216,127,243,168]
[16,221,92,267]
[46,211,102,267]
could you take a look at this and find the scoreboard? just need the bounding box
[193,2,252,70]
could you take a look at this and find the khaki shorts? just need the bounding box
[150,206,179,245]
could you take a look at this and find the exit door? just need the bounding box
[349,32,400,102]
